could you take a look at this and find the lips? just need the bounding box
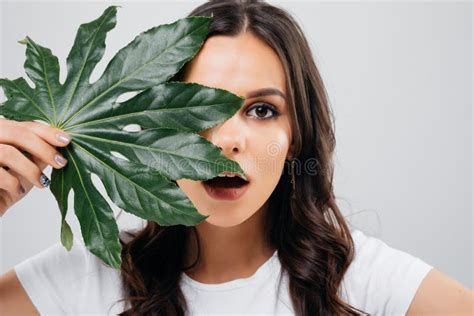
[202,175,250,201]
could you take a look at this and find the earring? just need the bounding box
[290,159,296,193]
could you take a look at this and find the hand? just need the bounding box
[0,118,71,217]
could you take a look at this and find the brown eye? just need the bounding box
[246,103,279,120]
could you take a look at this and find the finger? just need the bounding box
[0,166,25,197]
[19,148,50,172]
[0,144,50,189]
[0,188,14,216]
[20,121,72,147]
[0,121,68,170]
[7,165,35,194]
[30,154,49,171]
[4,152,48,194]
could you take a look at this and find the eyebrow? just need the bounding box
[245,88,286,100]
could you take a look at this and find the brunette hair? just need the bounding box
[117,1,369,315]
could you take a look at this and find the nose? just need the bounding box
[204,115,245,157]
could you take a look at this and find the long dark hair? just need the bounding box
[117,1,369,315]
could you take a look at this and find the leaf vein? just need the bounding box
[66,147,113,257]
[64,103,232,131]
[72,141,191,216]
[35,42,58,124]
[58,8,115,125]
[62,25,205,127]
[69,132,220,166]
[10,80,49,120]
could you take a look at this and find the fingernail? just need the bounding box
[18,185,25,195]
[39,174,50,188]
[56,132,71,144]
[54,154,67,167]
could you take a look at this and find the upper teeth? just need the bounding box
[218,172,248,181]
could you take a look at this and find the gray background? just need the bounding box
[0,0,472,290]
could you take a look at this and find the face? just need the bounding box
[176,32,293,228]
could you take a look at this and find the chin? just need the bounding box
[201,210,256,228]
[203,217,242,228]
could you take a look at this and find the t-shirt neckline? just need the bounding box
[181,249,279,291]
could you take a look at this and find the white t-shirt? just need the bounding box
[14,228,433,315]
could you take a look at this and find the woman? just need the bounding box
[0,0,472,315]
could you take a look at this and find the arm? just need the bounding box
[0,269,39,316]
[407,268,474,315]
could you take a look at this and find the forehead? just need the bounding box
[183,32,286,99]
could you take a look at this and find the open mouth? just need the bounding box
[203,176,249,188]
[202,173,250,200]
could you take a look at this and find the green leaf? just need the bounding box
[60,219,74,251]
[0,6,246,269]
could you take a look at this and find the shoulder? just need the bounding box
[15,236,91,283]
[406,266,474,315]
[13,233,125,314]
[13,236,92,313]
[341,228,434,315]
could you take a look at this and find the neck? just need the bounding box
[184,202,276,284]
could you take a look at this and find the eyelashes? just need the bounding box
[245,102,280,120]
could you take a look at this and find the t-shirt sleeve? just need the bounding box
[342,229,434,316]
[13,237,91,314]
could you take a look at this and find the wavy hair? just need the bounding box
[117,1,369,315]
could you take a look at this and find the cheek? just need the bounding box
[253,129,290,176]
[175,179,204,211]
[243,129,290,202]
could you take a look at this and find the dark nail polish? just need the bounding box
[39,174,50,188]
